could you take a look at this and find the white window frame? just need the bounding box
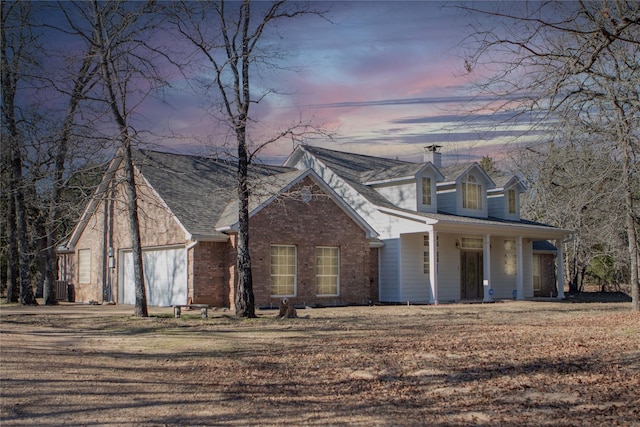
[78,248,91,284]
[315,246,340,296]
[508,189,517,214]
[270,245,297,297]
[504,240,516,275]
[462,175,482,210]
[533,254,542,291]
[423,235,430,274]
[421,177,432,206]
[460,237,483,250]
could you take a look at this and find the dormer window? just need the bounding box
[508,189,516,214]
[462,175,482,210]
[421,177,431,205]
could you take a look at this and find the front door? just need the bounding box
[461,251,483,299]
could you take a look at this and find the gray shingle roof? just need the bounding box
[133,149,293,237]
[299,145,566,235]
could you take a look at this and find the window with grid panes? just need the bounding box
[316,246,339,295]
[270,245,296,296]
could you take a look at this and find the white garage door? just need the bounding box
[121,247,187,306]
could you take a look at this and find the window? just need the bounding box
[78,249,91,283]
[508,189,516,214]
[423,235,430,274]
[421,177,432,205]
[462,175,482,210]
[316,246,339,295]
[270,245,296,296]
[533,255,542,291]
[504,240,516,275]
[460,237,483,250]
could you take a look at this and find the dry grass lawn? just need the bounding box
[1,300,639,426]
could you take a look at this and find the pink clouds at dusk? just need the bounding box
[35,1,532,165]
[206,1,528,165]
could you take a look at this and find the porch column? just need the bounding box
[429,230,438,304]
[556,239,565,299]
[483,234,492,302]
[516,236,524,300]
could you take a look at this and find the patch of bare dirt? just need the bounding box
[1,301,639,426]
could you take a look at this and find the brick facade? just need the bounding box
[230,177,372,308]
[64,170,374,309]
[70,168,189,304]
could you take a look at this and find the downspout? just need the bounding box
[185,239,199,304]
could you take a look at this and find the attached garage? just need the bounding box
[120,246,187,306]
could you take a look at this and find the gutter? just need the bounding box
[186,239,199,251]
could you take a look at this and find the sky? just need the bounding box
[143,1,534,166]
[25,1,539,167]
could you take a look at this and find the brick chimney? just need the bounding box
[423,145,442,168]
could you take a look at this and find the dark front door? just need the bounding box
[461,251,483,299]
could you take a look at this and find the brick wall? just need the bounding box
[71,166,188,303]
[191,241,229,307]
[239,177,372,308]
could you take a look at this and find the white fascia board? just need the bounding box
[377,206,439,225]
[363,176,414,186]
[305,170,379,238]
[215,169,379,239]
[434,219,573,240]
[189,233,229,242]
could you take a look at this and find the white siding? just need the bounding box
[488,194,504,218]
[437,188,457,214]
[373,181,416,210]
[379,239,400,302]
[399,234,430,303]
[488,193,520,221]
[417,173,438,213]
[488,237,516,299]
[435,233,460,302]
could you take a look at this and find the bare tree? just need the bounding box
[38,21,100,306]
[170,1,327,317]
[461,1,640,310]
[57,0,169,316]
[1,0,37,305]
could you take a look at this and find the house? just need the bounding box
[57,149,379,308]
[58,144,570,309]
[284,145,571,303]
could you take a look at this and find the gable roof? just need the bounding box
[285,145,571,238]
[65,149,295,247]
[215,168,378,238]
[132,149,293,238]
[64,148,378,249]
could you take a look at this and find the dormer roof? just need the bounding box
[439,163,496,188]
[491,175,527,193]
[360,162,445,185]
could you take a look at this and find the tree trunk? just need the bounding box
[11,145,36,306]
[122,145,148,317]
[622,141,639,311]
[235,129,255,318]
[5,178,18,303]
[93,0,148,316]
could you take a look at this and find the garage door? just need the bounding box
[121,247,187,306]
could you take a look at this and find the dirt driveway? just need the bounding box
[1,300,639,426]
